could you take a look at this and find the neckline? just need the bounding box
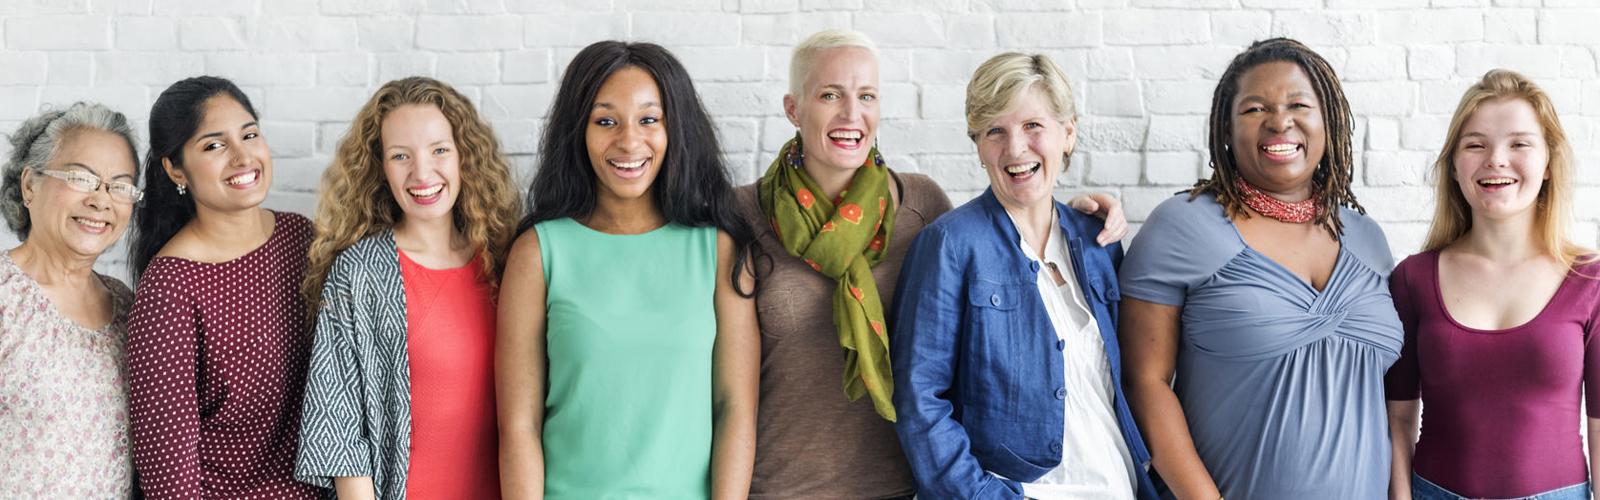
[0,251,124,333]
[564,216,674,238]
[1216,196,1345,295]
[151,209,283,267]
[398,247,479,274]
[1428,249,1572,334]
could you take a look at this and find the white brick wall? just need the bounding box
[1,1,1598,279]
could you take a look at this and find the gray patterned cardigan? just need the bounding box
[294,232,414,499]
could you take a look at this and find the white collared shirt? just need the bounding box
[1004,210,1137,500]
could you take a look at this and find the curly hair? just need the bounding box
[302,76,521,311]
[1191,37,1364,237]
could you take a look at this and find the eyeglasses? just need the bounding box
[34,169,144,203]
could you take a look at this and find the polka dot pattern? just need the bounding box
[125,211,324,499]
[0,252,135,498]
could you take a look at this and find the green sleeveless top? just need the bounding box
[536,217,718,499]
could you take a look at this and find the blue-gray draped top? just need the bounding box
[1119,193,1403,499]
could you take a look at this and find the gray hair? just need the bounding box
[788,29,880,97]
[1,102,140,240]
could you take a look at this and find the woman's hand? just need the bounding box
[1068,192,1129,246]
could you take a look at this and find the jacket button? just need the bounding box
[1056,339,1065,351]
[1029,261,1041,273]
[1049,441,1062,454]
[1055,387,1067,400]
[990,294,1001,306]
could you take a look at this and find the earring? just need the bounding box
[786,131,804,168]
[176,184,187,195]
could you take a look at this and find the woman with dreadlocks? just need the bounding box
[1118,38,1402,499]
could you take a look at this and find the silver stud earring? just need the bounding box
[176,184,187,195]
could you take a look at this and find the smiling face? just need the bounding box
[1451,97,1549,223]
[586,66,668,205]
[785,46,880,175]
[21,128,138,260]
[976,85,1077,213]
[381,103,461,227]
[1228,60,1327,201]
[164,95,272,213]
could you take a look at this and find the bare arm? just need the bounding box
[710,231,758,500]
[497,229,548,499]
[333,477,376,500]
[1119,298,1220,499]
[1387,400,1420,500]
[1588,418,1600,500]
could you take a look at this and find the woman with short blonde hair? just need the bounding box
[892,51,1156,499]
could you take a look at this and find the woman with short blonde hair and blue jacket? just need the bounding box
[890,52,1156,500]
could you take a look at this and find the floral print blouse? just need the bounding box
[0,252,135,498]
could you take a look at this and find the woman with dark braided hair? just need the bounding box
[1118,38,1403,499]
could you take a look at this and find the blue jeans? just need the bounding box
[1414,473,1590,500]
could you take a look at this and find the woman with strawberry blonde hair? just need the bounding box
[1385,69,1600,500]
[294,76,519,499]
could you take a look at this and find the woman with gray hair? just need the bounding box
[738,30,1128,498]
[0,102,143,498]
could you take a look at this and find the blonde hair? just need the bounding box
[1423,69,1595,269]
[303,77,521,311]
[788,29,880,97]
[964,52,1077,140]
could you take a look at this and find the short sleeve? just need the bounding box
[1338,209,1397,276]
[1384,256,1424,401]
[294,255,375,486]
[1119,194,1239,307]
[1580,263,1600,418]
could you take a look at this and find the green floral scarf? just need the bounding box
[757,136,898,421]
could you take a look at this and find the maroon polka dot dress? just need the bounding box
[126,211,324,499]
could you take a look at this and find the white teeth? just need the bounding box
[1005,162,1040,174]
[609,159,647,169]
[74,217,108,229]
[1263,144,1298,154]
[1479,178,1516,185]
[407,185,444,197]
[828,130,863,140]
[225,171,258,185]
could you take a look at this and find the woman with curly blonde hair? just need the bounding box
[294,76,519,499]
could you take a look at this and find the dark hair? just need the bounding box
[518,40,755,294]
[128,76,259,280]
[1191,37,1364,236]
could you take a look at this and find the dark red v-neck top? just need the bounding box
[1385,250,1600,498]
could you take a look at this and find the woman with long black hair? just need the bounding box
[124,76,322,499]
[495,41,759,499]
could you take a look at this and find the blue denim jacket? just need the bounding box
[890,190,1157,500]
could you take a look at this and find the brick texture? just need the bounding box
[1,1,1597,277]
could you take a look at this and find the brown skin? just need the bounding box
[496,67,760,499]
[156,95,277,264]
[1122,60,1338,500]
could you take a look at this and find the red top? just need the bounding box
[1385,250,1600,498]
[125,211,322,499]
[399,250,500,498]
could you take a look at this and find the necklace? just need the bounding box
[1234,177,1319,223]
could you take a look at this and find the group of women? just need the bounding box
[0,27,1595,500]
